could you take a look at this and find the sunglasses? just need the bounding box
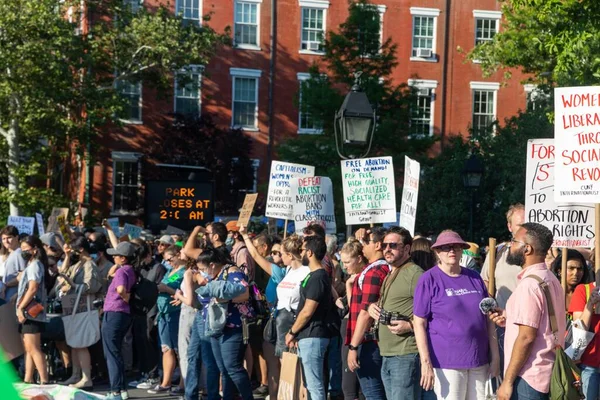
[438,245,463,252]
[382,242,402,250]
[271,251,281,257]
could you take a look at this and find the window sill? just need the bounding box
[232,126,260,132]
[235,44,262,51]
[298,129,323,135]
[119,119,144,125]
[299,49,325,56]
[472,59,482,64]
[410,56,438,63]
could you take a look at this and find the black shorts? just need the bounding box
[19,319,46,335]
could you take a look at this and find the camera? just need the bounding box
[378,309,410,325]
[92,299,104,309]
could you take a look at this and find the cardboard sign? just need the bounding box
[47,207,69,233]
[265,161,315,220]
[7,216,35,235]
[341,156,397,225]
[290,176,336,234]
[554,86,600,202]
[35,213,45,236]
[399,156,420,236]
[106,217,120,236]
[238,193,259,227]
[122,223,143,239]
[526,139,596,248]
[56,215,71,244]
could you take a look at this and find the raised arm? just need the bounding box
[102,219,119,250]
[184,226,205,261]
[239,225,272,276]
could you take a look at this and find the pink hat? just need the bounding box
[431,231,470,250]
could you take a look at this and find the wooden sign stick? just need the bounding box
[283,219,288,239]
[488,238,497,298]
[561,247,568,296]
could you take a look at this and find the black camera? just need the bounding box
[378,309,410,326]
[92,299,104,309]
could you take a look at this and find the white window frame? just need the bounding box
[376,5,386,48]
[524,84,549,111]
[297,72,323,134]
[174,65,203,117]
[410,7,440,62]
[118,80,143,124]
[111,151,143,215]
[251,159,260,193]
[176,0,202,24]
[470,81,499,134]
[299,0,329,55]
[472,10,501,64]
[408,79,437,137]
[234,0,262,50]
[123,0,143,13]
[230,68,262,131]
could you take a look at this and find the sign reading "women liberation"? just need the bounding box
[554,86,600,203]
[526,139,595,248]
[341,156,396,225]
[265,161,315,220]
[290,176,336,234]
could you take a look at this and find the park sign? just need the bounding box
[526,139,595,248]
[399,156,420,236]
[341,156,396,225]
[145,180,214,232]
[265,161,315,220]
[290,176,336,234]
[554,86,600,203]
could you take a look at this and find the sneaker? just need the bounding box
[148,385,171,394]
[137,378,159,390]
[253,385,269,396]
[170,386,184,396]
[105,393,122,400]
[121,390,129,400]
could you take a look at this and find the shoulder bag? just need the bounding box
[61,285,100,348]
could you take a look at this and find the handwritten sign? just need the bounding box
[56,215,70,244]
[526,139,596,248]
[106,217,121,236]
[290,176,336,234]
[7,216,35,235]
[554,86,600,202]
[265,161,315,220]
[35,213,45,236]
[47,207,69,233]
[399,156,420,236]
[238,193,259,227]
[341,156,396,225]
[122,223,143,239]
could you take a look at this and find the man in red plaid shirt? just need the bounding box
[346,227,391,400]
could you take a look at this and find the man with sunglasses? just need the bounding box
[346,227,390,399]
[367,226,424,400]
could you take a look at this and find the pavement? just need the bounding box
[90,383,269,399]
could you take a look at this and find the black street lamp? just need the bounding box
[462,153,484,241]
[334,72,377,159]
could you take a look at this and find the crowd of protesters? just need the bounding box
[0,202,598,400]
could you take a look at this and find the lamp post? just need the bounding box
[462,154,484,241]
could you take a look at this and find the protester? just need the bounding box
[155,235,176,266]
[205,222,230,259]
[414,230,499,399]
[102,242,138,400]
[411,237,435,271]
[226,221,256,285]
[16,235,49,385]
[489,222,565,400]
[551,248,590,307]
[304,224,335,280]
[2,225,27,301]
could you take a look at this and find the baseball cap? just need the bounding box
[155,235,175,245]
[106,242,137,257]
[226,220,240,232]
[40,232,59,249]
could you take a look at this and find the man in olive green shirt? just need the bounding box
[368,226,423,400]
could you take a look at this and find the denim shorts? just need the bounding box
[158,309,181,352]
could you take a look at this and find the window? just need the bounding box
[408,79,437,137]
[230,68,262,130]
[297,73,323,134]
[234,0,261,49]
[112,152,142,214]
[117,80,142,123]
[410,7,440,60]
[473,10,501,46]
[470,82,499,134]
[123,0,142,13]
[176,0,201,23]
[174,65,202,117]
[300,1,329,53]
[524,84,549,111]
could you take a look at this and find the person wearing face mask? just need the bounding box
[89,241,113,293]
[1,225,27,302]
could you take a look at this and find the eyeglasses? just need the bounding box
[438,245,463,252]
[271,251,281,257]
[510,238,528,247]
[382,242,402,250]
[164,256,177,262]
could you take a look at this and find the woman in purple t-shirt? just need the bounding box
[413,230,500,400]
[102,242,138,400]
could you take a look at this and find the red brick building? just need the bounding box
[73,0,534,220]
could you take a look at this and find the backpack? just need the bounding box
[220,265,267,320]
[130,274,159,316]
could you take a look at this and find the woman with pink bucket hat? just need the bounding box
[412,230,500,399]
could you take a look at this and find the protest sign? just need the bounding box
[122,223,143,239]
[7,216,35,235]
[265,161,315,220]
[166,225,186,236]
[399,157,420,236]
[47,207,69,233]
[57,215,70,243]
[106,217,120,236]
[341,157,396,225]
[35,213,45,236]
[554,86,600,203]
[290,176,336,234]
[238,193,259,227]
[526,139,596,248]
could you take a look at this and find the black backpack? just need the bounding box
[130,274,159,316]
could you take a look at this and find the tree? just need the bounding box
[0,0,229,216]
[277,0,436,227]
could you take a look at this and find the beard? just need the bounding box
[302,255,309,266]
[506,247,526,267]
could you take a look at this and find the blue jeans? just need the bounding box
[511,376,548,400]
[298,337,330,400]
[185,313,220,400]
[381,353,422,400]
[327,335,343,396]
[355,341,385,399]
[211,327,253,400]
[581,364,600,400]
[102,312,132,393]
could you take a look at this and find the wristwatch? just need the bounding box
[348,344,359,351]
[288,329,298,338]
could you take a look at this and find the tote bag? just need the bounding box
[62,286,100,349]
